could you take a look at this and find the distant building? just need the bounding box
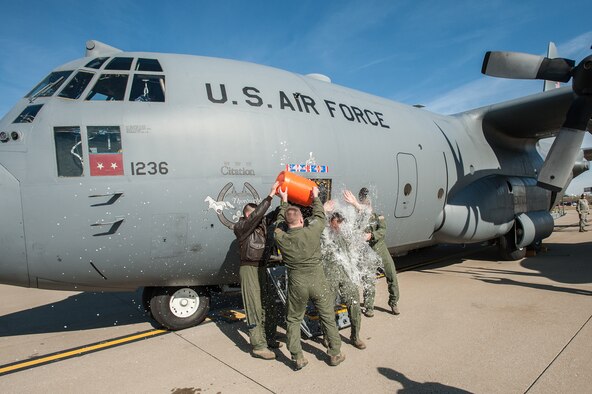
[585,187,592,193]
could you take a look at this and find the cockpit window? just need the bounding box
[130,75,165,102]
[86,74,129,101]
[58,71,95,99]
[13,104,43,123]
[26,71,73,99]
[85,57,109,69]
[88,126,122,154]
[88,126,124,176]
[135,58,163,72]
[105,57,133,71]
[54,126,84,177]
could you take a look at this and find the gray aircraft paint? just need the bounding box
[0,41,584,293]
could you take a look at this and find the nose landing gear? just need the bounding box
[143,286,210,330]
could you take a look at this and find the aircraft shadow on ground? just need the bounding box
[0,290,154,337]
[377,367,472,393]
[396,243,499,271]
[0,290,249,337]
[416,240,592,296]
[520,240,592,284]
[467,240,592,296]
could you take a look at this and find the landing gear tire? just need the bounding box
[498,232,526,261]
[149,286,210,330]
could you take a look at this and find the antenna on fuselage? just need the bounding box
[85,40,122,57]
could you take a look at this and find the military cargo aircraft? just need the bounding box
[1,40,590,330]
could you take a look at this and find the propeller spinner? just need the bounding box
[482,49,592,192]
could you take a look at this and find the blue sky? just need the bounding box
[1,0,591,192]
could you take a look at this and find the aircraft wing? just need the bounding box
[463,86,575,139]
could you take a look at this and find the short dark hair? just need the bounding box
[285,206,302,226]
[243,203,257,216]
[359,187,370,202]
[330,212,345,223]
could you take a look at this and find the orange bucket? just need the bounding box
[276,171,316,206]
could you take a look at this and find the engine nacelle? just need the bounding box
[514,211,554,248]
[434,176,553,245]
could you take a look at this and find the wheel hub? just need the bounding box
[169,288,199,318]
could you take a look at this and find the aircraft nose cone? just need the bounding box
[0,163,29,287]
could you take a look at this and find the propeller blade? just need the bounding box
[537,127,586,191]
[482,51,545,79]
[482,51,574,82]
[537,85,592,192]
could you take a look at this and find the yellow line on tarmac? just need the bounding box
[0,329,167,376]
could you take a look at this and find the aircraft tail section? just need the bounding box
[544,42,561,92]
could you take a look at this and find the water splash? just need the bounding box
[278,140,290,166]
[321,195,381,294]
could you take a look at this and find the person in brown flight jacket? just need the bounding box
[233,181,282,360]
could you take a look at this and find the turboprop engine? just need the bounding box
[435,176,554,258]
[482,49,592,192]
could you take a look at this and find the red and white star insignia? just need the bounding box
[97,162,104,170]
[110,162,118,169]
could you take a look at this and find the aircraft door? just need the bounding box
[395,153,418,218]
[0,164,29,287]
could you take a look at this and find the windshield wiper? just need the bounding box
[29,76,65,103]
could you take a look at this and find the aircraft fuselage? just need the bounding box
[0,50,554,293]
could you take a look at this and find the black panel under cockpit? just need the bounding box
[53,126,84,177]
[13,104,43,123]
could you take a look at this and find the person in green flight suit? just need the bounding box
[274,185,345,370]
[321,209,366,350]
[576,194,589,232]
[344,188,400,317]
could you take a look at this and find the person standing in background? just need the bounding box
[576,194,589,232]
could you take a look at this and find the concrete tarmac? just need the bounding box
[0,209,590,393]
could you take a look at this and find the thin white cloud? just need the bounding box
[421,77,539,114]
[559,31,592,59]
[419,31,592,115]
[352,54,398,73]
[269,0,401,70]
